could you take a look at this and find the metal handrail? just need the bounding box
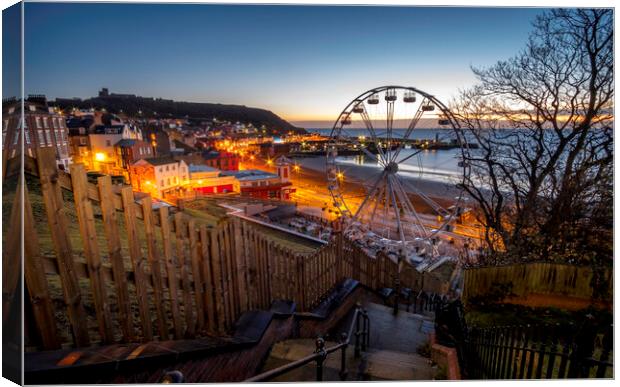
[245,303,370,382]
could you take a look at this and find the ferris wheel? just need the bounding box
[326,86,471,259]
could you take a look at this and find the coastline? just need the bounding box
[292,155,464,212]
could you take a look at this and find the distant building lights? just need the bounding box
[95,152,106,162]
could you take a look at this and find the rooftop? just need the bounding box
[189,164,218,173]
[135,156,178,166]
[222,169,279,181]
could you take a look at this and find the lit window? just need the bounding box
[52,118,57,128]
[35,117,42,129]
[13,131,19,145]
[28,105,35,112]
[45,130,52,146]
[38,130,45,145]
[43,117,49,128]
[25,131,31,144]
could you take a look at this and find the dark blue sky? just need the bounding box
[21,3,544,121]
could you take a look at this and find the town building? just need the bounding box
[114,138,154,170]
[89,124,142,174]
[2,96,71,170]
[128,157,189,198]
[221,168,295,200]
[202,150,239,171]
[188,164,238,195]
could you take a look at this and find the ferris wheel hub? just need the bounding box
[385,161,399,174]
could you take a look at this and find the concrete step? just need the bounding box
[362,302,434,354]
[364,349,435,381]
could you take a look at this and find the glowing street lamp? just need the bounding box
[336,171,344,180]
[95,152,106,162]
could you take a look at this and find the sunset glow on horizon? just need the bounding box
[14,3,545,123]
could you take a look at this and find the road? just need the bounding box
[239,157,485,242]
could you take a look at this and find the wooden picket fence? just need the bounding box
[7,148,438,351]
[462,262,613,308]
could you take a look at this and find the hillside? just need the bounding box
[52,95,305,134]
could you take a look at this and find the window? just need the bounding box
[28,105,35,112]
[106,140,111,146]
[160,180,164,186]
[8,107,15,114]
[79,127,86,135]
[166,166,169,171]
[172,165,176,171]
[25,130,31,144]
[38,130,45,145]
[159,167,163,173]
[3,120,8,131]
[13,131,19,145]
[80,137,87,145]
[52,118,57,128]
[167,178,171,185]
[252,182,258,187]
[45,130,52,146]
[35,117,42,129]
[43,117,49,128]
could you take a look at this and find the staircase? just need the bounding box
[257,298,438,381]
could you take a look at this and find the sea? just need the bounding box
[306,128,464,184]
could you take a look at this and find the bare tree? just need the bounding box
[452,9,613,264]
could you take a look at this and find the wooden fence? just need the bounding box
[462,262,613,308]
[8,148,439,351]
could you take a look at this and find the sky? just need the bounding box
[16,3,544,124]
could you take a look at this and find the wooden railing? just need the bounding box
[10,148,439,351]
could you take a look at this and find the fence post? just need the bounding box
[23,180,60,349]
[35,147,90,347]
[98,175,134,342]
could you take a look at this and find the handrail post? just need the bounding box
[315,337,327,381]
[363,311,370,350]
[393,276,400,315]
[361,309,368,351]
[354,305,362,358]
[339,332,349,381]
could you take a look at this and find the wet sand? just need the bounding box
[292,156,463,213]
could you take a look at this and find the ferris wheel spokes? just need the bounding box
[391,174,431,239]
[391,97,429,163]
